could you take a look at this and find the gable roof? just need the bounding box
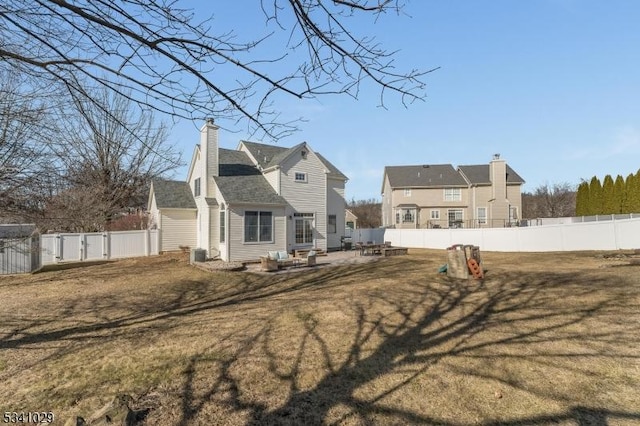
[240,141,301,169]
[458,164,525,185]
[215,148,286,205]
[151,179,197,209]
[316,152,348,180]
[385,164,468,188]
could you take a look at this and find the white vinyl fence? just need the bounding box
[345,228,386,244]
[384,217,640,252]
[41,229,160,265]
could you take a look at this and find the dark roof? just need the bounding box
[0,224,37,238]
[241,141,347,180]
[151,179,196,209]
[219,148,262,176]
[241,141,300,169]
[316,152,348,180]
[385,164,468,188]
[214,175,287,205]
[216,148,286,205]
[458,164,525,185]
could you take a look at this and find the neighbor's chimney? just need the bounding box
[490,153,507,201]
[200,118,219,196]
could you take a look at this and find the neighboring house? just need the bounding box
[148,120,348,261]
[381,155,524,229]
[345,209,358,230]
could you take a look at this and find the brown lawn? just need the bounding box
[0,249,639,425]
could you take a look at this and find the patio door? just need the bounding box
[448,209,464,228]
[294,213,314,247]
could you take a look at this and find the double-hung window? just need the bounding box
[328,215,337,234]
[244,211,273,243]
[477,207,487,225]
[444,188,461,201]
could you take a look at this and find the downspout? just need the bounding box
[472,185,476,228]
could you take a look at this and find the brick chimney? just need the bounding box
[200,118,219,196]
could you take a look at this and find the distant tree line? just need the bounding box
[522,182,576,219]
[575,171,640,216]
[1,69,181,232]
[347,198,382,228]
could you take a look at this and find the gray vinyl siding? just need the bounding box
[279,149,327,251]
[227,205,286,262]
[327,177,346,249]
[159,209,197,252]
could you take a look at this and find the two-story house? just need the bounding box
[381,155,524,228]
[148,120,347,261]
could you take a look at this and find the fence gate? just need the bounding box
[59,234,82,262]
[40,230,159,265]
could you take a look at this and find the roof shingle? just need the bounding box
[385,164,467,188]
[458,164,525,185]
[151,179,196,209]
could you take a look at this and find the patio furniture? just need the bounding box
[301,249,317,266]
[260,255,278,272]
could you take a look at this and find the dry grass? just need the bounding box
[1,250,639,425]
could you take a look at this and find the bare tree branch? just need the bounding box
[0,0,435,140]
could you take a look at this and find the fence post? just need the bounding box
[144,229,150,256]
[102,232,108,259]
[55,234,61,263]
[105,232,111,260]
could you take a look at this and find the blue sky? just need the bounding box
[167,0,640,201]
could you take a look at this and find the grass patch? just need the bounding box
[1,250,639,424]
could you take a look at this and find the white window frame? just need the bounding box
[244,211,274,243]
[328,214,337,234]
[401,208,415,223]
[294,212,314,244]
[404,188,412,197]
[294,172,307,183]
[430,210,440,220]
[477,207,487,225]
[447,209,464,228]
[220,210,226,243]
[444,187,461,201]
[194,177,201,197]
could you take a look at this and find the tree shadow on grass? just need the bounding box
[172,267,640,425]
[0,257,415,351]
[2,255,640,425]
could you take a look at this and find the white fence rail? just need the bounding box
[523,213,640,226]
[41,230,160,265]
[345,228,386,244]
[384,217,640,252]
